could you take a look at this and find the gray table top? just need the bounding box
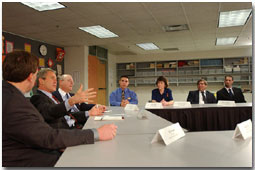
[55,106,252,167]
[146,102,252,109]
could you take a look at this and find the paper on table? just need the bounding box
[217,100,236,106]
[173,101,191,107]
[145,102,163,109]
[94,115,124,121]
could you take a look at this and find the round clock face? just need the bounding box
[39,45,47,56]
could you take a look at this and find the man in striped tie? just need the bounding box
[52,74,106,123]
[30,68,101,129]
[109,75,138,107]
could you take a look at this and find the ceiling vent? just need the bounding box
[163,48,179,51]
[163,24,189,32]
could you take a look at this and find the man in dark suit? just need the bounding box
[52,74,106,123]
[187,79,216,104]
[217,75,246,103]
[2,50,117,166]
[30,68,104,129]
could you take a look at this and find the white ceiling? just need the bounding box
[2,2,252,55]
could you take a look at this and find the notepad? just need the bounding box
[94,115,124,121]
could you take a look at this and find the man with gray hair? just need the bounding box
[52,74,106,124]
[187,78,216,104]
[3,50,117,166]
[30,68,101,129]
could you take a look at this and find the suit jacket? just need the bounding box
[187,90,217,104]
[216,87,246,103]
[30,90,87,129]
[52,90,95,112]
[2,80,94,167]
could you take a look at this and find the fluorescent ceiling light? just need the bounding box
[21,2,65,11]
[136,43,159,50]
[219,9,252,27]
[216,37,237,45]
[78,25,119,38]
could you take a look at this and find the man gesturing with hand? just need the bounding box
[31,68,100,129]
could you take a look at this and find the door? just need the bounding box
[88,55,107,105]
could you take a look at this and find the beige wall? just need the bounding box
[115,47,252,63]
[64,46,252,106]
[108,47,252,106]
[64,45,89,92]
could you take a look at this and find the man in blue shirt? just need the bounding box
[110,76,138,107]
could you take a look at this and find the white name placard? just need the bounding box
[145,102,163,109]
[173,101,191,107]
[124,104,139,111]
[94,115,124,121]
[217,100,236,106]
[151,123,185,145]
[233,119,252,140]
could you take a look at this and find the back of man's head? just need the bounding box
[3,50,38,82]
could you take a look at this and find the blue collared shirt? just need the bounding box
[109,88,138,106]
[152,88,173,102]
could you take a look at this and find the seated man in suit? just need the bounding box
[52,74,106,124]
[2,50,117,167]
[187,79,216,104]
[109,75,138,107]
[30,68,102,129]
[217,75,246,103]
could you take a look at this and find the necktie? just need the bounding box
[52,95,60,104]
[228,89,233,98]
[121,90,125,100]
[201,91,206,103]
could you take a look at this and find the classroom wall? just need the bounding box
[108,53,117,103]
[114,47,252,63]
[64,45,89,92]
[108,47,252,106]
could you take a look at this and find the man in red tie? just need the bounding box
[3,50,117,166]
[30,68,102,129]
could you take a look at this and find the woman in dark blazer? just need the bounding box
[151,76,174,106]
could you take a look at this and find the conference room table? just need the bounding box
[55,106,252,167]
[147,103,252,131]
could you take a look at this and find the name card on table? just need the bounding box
[173,101,191,107]
[124,104,139,111]
[145,102,163,109]
[151,123,185,145]
[233,119,252,140]
[217,100,236,106]
[94,115,124,121]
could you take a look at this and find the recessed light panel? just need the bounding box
[21,2,65,11]
[78,25,119,38]
[219,9,252,27]
[136,43,159,50]
[216,37,237,45]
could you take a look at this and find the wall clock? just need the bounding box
[39,44,47,56]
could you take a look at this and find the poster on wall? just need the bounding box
[39,58,45,67]
[2,35,5,54]
[56,48,65,62]
[24,43,31,53]
[57,64,62,75]
[2,55,6,63]
[73,71,80,84]
[48,58,53,67]
[6,41,14,54]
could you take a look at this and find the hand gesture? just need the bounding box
[69,84,96,106]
